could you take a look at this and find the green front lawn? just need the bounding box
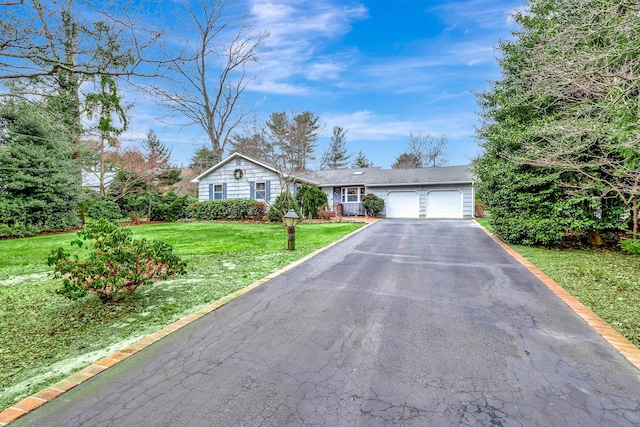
[0,221,364,411]
[476,218,640,348]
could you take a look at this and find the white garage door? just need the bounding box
[427,191,462,218]
[387,191,419,218]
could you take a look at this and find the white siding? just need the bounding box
[197,158,284,202]
[367,184,474,219]
[320,187,334,209]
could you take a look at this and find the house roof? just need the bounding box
[190,152,318,185]
[192,152,473,187]
[300,165,474,187]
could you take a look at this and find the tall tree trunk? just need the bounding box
[633,196,638,237]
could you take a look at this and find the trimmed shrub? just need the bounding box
[189,199,255,221]
[361,193,385,216]
[85,196,123,222]
[150,192,196,222]
[48,219,187,302]
[268,193,300,223]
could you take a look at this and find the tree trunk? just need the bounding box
[633,196,638,237]
[589,231,603,246]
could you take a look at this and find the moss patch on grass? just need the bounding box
[0,221,364,410]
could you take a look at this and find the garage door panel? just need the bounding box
[387,191,419,218]
[427,191,462,218]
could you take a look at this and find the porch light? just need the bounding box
[283,210,300,250]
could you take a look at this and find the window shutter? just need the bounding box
[222,183,227,200]
[209,184,213,200]
[250,181,255,199]
[293,184,298,197]
[266,181,271,201]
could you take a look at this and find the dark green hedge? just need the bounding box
[189,199,257,221]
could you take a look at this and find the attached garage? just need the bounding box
[426,190,463,219]
[386,191,419,218]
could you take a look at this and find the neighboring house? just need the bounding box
[192,152,475,219]
[81,169,115,193]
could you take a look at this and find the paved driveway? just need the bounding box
[14,220,640,426]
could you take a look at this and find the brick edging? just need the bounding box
[0,220,377,426]
[475,220,640,371]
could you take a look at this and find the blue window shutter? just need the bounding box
[266,181,271,201]
[209,184,213,200]
[250,181,255,199]
[222,183,227,199]
[293,184,298,197]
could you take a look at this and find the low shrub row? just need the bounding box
[189,199,264,221]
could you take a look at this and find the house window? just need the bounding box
[341,187,365,203]
[255,182,266,200]
[213,184,224,200]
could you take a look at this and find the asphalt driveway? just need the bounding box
[13,220,640,426]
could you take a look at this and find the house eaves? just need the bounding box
[190,152,318,185]
[366,180,474,187]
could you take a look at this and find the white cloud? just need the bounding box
[321,110,476,142]
[247,0,368,94]
[429,0,524,30]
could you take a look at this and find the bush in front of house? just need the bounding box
[267,193,301,223]
[252,201,267,221]
[150,192,196,222]
[295,184,328,219]
[362,193,385,216]
[48,219,187,302]
[189,199,256,221]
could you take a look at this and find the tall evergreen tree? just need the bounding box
[474,0,634,245]
[320,126,351,169]
[352,151,373,168]
[0,100,81,237]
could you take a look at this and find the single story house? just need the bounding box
[191,152,475,219]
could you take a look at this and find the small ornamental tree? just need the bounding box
[48,219,187,302]
[361,193,385,217]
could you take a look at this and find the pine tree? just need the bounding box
[352,151,373,168]
[320,126,351,169]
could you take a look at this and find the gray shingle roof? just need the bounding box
[298,165,473,187]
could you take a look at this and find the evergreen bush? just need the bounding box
[361,193,385,217]
[189,199,255,221]
[295,185,328,219]
[48,219,187,302]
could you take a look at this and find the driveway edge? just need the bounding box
[475,221,640,372]
[0,220,377,426]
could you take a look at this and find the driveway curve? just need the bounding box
[13,220,640,426]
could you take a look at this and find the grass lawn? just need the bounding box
[0,220,364,411]
[476,218,640,348]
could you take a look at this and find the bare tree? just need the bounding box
[229,117,275,162]
[151,0,269,164]
[407,132,449,167]
[0,0,164,142]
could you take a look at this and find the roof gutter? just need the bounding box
[366,180,474,187]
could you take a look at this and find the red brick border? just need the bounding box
[476,221,640,371]
[0,220,376,426]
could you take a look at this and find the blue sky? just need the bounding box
[124,0,524,169]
